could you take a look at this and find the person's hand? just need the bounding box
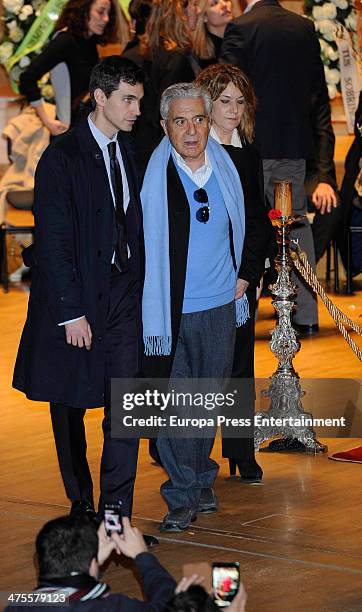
[235,279,249,300]
[175,574,205,594]
[311,182,338,214]
[228,583,247,612]
[44,118,69,136]
[111,517,148,560]
[97,521,121,566]
[65,317,92,349]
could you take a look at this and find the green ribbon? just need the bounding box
[5,0,132,92]
[119,0,131,21]
[5,0,68,91]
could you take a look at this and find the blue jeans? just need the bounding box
[157,301,236,511]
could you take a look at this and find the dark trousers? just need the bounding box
[312,205,342,262]
[222,287,256,462]
[157,302,236,511]
[50,265,142,517]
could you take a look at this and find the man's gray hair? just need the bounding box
[160,83,212,121]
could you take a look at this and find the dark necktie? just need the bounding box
[108,141,128,272]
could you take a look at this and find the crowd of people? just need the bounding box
[3,0,360,606]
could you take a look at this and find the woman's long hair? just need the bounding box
[195,63,257,143]
[55,0,128,46]
[192,0,216,61]
[140,0,192,58]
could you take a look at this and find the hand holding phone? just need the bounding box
[212,562,240,608]
[104,503,123,536]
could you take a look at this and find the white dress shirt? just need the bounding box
[172,147,213,188]
[210,126,242,148]
[243,0,263,13]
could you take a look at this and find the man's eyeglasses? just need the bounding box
[194,188,210,223]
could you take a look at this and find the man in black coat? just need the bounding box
[220,0,330,334]
[13,57,147,525]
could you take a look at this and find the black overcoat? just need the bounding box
[220,0,328,160]
[13,120,144,408]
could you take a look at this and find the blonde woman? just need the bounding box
[196,64,273,482]
[192,0,233,69]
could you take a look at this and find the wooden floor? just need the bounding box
[0,277,362,611]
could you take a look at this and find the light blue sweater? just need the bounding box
[177,166,235,313]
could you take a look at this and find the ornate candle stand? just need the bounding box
[254,183,327,453]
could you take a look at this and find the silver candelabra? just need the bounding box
[254,182,327,453]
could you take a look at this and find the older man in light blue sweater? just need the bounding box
[141,83,248,532]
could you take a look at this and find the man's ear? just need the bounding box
[93,88,107,108]
[160,119,168,137]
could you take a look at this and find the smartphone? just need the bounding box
[212,562,240,608]
[104,503,123,536]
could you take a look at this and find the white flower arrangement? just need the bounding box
[312,3,337,20]
[324,66,341,84]
[0,41,15,64]
[19,55,31,68]
[304,0,358,99]
[19,4,34,20]
[8,24,24,43]
[331,0,348,10]
[1,0,54,101]
[327,83,338,98]
[345,13,357,32]
[316,18,336,41]
[3,0,24,15]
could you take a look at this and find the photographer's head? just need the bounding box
[36,515,99,580]
[166,585,217,612]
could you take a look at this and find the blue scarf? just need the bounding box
[141,136,248,356]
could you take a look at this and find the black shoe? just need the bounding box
[198,488,219,514]
[159,508,197,532]
[293,323,319,337]
[70,500,98,525]
[260,437,309,453]
[228,458,263,483]
[144,534,159,547]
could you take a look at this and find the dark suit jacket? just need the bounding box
[145,147,271,379]
[338,91,362,261]
[220,0,329,160]
[305,91,337,196]
[13,120,144,408]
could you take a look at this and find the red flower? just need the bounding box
[268,209,283,220]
